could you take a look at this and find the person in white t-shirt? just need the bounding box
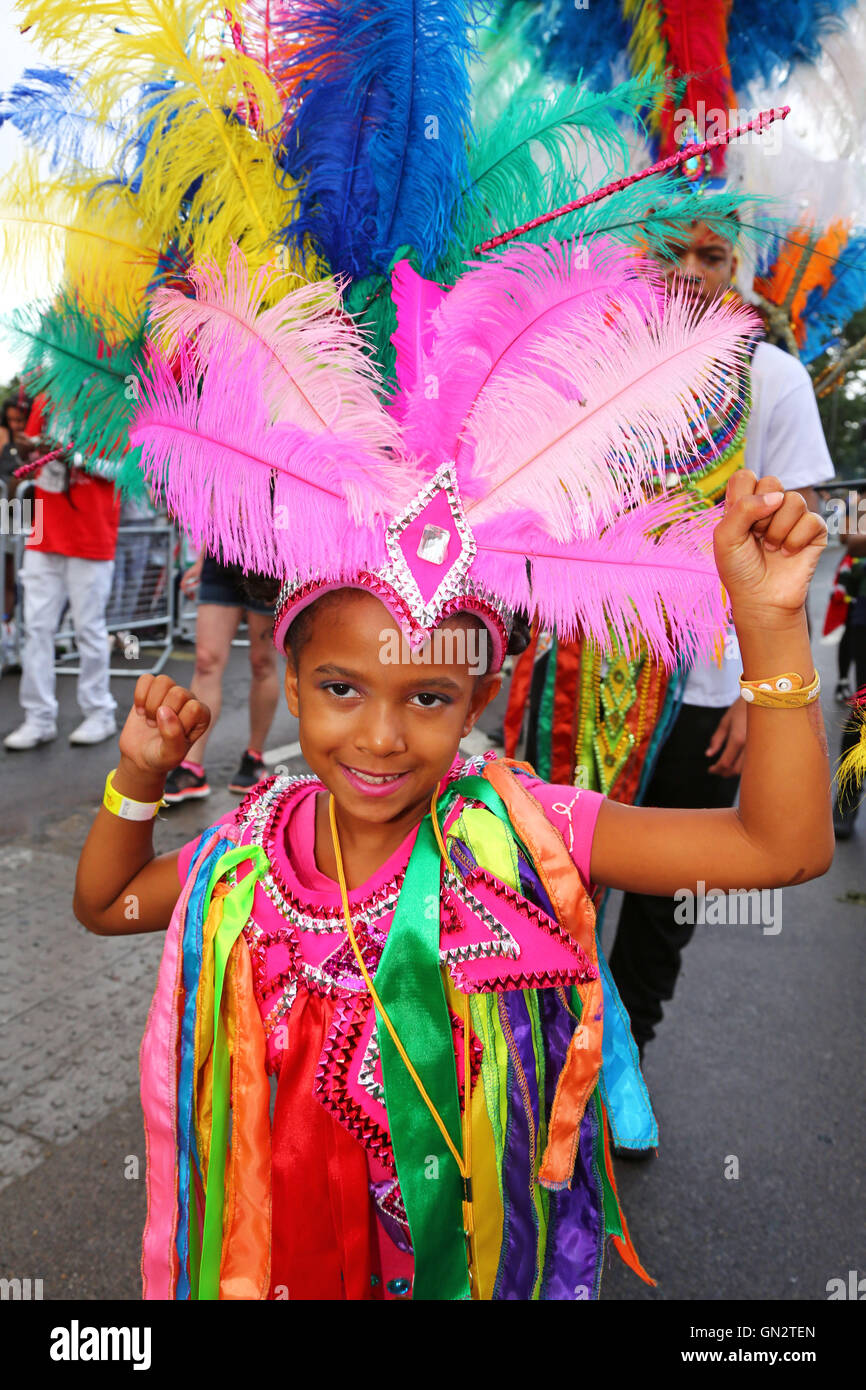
[609,220,833,1067]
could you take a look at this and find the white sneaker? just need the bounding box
[69,713,117,746]
[4,720,58,751]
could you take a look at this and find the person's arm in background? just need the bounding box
[180,546,205,598]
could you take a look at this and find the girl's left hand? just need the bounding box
[713,469,827,626]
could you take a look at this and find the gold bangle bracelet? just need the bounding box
[738,670,821,708]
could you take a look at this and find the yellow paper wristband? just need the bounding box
[738,670,821,708]
[103,768,166,820]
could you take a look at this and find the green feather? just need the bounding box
[344,243,430,388]
[560,176,781,258]
[4,296,148,496]
[436,71,668,280]
[470,0,548,131]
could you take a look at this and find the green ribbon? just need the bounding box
[374,774,525,1300]
[536,633,558,781]
[195,845,268,1301]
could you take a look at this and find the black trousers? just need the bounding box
[608,703,740,1052]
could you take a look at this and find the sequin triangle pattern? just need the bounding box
[229,759,498,1066]
[440,867,599,993]
[313,992,483,1183]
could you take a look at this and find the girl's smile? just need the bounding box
[338,764,414,796]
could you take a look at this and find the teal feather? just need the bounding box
[435,71,667,281]
[4,297,147,495]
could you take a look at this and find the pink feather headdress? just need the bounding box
[130,237,759,671]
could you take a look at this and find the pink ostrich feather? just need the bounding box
[146,243,415,502]
[470,495,730,668]
[458,281,759,539]
[130,339,389,580]
[388,258,448,422]
[399,236,662,477]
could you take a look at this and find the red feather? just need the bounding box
[659,0,736,173]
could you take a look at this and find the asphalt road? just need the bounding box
[0,544,863,1302]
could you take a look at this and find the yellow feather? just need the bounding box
[836,712,866,808]
[0,159,159,299]
[16,0,318,282]
[65,188,159,318]
[623,0,668,131]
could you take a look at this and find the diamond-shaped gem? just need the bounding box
[416,523,450,565]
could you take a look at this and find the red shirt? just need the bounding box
[26,465,121,561]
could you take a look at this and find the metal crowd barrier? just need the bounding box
[4,483,176,678]
[1,488,270,679]
[0,477,10,673]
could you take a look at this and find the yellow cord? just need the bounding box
[328,790,476,1287]
[428,789,474,1247]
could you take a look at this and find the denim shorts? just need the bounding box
[197,555,274,615]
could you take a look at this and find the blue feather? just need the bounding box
[727,0,859,92]
[278,76,390,279]
[524,0,630,89]
[800,233,866,363]
[0,67,131,173]
[277,0,478,277]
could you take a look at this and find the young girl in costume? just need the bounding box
[74,238,833,1301]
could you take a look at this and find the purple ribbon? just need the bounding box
[538,988,605,1300]
[493,991,543,1299]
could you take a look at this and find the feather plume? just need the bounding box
[571,171,777,263]
[128,75,300,277]
[470,0,549,131]
[487,0,631,91]
[4,296,147,490]
[403,236,659,469]
[402,237,758,536]
[0,158,163,300]
[472,495,729,666]
[727,0,858,92]
[801,232,866,362]
[657,0,735,169]
[18,0,312,277]
[65,187,162,319]
[623,0,668,132]
[0,67,133,174]
[223,3,299,106]
[277,0,478,278]
[436,71,668,282]
[130,337,396,577]
[147,243,405,473]
[735,0,866,163]
[836,688,866,807]
[132,248,428,568]
[753,221,850,350]
[388,258,448,420]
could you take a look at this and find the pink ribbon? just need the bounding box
[139,830,222,1299]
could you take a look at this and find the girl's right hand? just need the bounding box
[118,674,211,777]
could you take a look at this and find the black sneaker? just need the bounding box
[228,750,267,795]
[163,763,211,804]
